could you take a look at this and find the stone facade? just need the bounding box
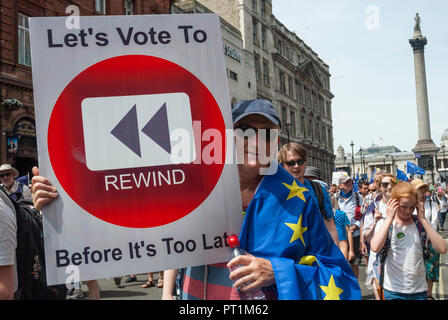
[0,0,173,176]
[172,0,256,107]
[196,0,335,184]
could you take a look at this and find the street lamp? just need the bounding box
[350,141,355,177]
[283,120,291,143]
[359,148,365,177]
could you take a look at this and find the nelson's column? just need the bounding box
[409,13,438,182]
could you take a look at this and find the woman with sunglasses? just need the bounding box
[361,173,396,300]
[278,142,339,246]
[411,179,440,300]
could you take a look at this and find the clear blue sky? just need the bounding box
[272,0,448,154]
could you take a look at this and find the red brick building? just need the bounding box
[0,0,173,176]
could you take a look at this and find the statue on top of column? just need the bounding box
[414,13,421,31]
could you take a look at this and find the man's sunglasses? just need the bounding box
[284,159,306,167]
[0,173,11,178]
[234,125,278,142]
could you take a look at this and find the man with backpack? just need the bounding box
[278,143,339,246]
[0,167,66,300]
[336,173,363,279]
[0,187,18,299]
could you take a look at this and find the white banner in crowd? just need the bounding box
[29,14,242,285]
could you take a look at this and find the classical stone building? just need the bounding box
[194,0,335,184]
[0,0,173,176]
[172,0,256,106]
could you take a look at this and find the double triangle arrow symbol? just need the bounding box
[111,103,171,157]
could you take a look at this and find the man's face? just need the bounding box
[360,184,369,196]
[234,114,279,170]
[339,179,353,194]
[0,171,14,188]
[368,184,377,193]
[283,151,306,181]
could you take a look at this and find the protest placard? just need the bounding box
[30,14,242,285]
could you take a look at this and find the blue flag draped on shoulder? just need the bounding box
[239,163,361,300]
[396,169,409,182]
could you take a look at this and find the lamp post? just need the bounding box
[359,148,364,177]
[283,120,291,144]
[350,141,355,178]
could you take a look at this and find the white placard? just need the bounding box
[29,14,242,285]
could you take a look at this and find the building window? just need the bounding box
[18,13,31,67]
[229,70,238,81]
[254,54,261,81]
[252,0,257,12]
[261,0,266,17]
[297,81,304,103]
[281,106,287,132]
[300,114,305,134]
[262,60,270,86]
[279,70,286,93]
[305,86,311,106]
[95,0,106,14]
[252,18,258,43]
[124,0,133,15]
[288,76,294,97]
[309,118,314,140]
[261,26,266,49]
[290,111,296,136]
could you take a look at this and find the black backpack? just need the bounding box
[307,179,327,219]
[0,186,66,300]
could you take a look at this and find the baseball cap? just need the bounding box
[338,173,352,184]
[232,99,281,127]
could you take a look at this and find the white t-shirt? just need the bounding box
[0,190,18,293]
[374,219,427,294]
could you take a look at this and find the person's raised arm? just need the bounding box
[370,199,398,253]
[416,202,447,254]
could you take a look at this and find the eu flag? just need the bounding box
[239,163,361,300]
[407,161,425,175]
[396,169,409,182]
[369,168,376,184]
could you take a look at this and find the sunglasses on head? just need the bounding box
[0,173,11,178]
[284,159,306,167]
[234,125,278,142]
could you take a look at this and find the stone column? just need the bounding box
[409,14,438,155]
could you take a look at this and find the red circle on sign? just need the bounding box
[48,55,226,228]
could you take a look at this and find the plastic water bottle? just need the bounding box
[228,234,266,300]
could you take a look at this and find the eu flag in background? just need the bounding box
[396,169,409,182]
[407,161,425,175]
[353,173,360,193]
[369,168,377,184]
[239,163,361,300]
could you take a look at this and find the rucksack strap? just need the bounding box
[308,180,326,219]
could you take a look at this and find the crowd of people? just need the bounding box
[1,99,447,300]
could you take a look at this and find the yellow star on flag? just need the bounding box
[285,214,307,245]
[282,180,308,202]
[320,275,344,300]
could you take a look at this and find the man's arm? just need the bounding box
[0,265,15,300]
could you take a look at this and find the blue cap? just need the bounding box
[232,99,281,128]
